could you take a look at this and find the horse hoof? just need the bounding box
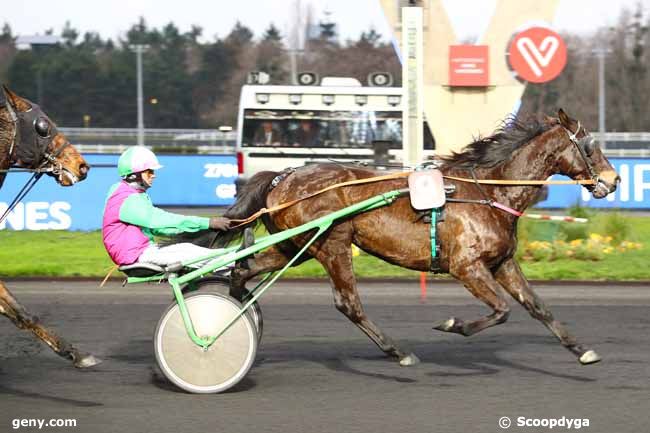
[399,353,420,366]
[579,350,601,365]
[75,354,102,368]
[433,317,456,332]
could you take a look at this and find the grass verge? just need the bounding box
[1,214,649,280]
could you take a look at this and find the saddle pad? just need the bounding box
[408,170,446,210]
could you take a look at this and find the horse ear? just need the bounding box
[557,108,572,129]
[2,85,31,112]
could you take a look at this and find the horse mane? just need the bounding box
[439,115,552,169]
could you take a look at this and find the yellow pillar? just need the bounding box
[379,0,560,155]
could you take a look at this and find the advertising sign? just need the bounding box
[0,154,237,231]
[508,26,567,83]
[448,45,489,87]
[537,158,650,209]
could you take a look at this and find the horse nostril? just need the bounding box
[79,164,90,177]
[615,175,621,184]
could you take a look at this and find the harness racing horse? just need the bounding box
[0,85,99,368]
[197,109,619,367]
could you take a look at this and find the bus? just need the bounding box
[235,77,434,180]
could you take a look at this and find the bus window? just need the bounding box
[241,109,402,149]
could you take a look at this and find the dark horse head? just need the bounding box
[441,108,619,200]
[0,85,89,188]
[550,109,619,198]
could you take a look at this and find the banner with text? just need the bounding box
[0,154,237,231]
[537,158,650,209]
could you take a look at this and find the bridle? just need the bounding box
[563,120,599,187]
[1,94,75,224]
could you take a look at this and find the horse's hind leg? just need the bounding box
[312,225,419,366]
[229,245,294,301]
[434,261,510,336]
[494,258,600,365]
[0,280,100,368]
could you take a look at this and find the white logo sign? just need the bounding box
[204,163,238,178]
[216,184,236,199]
[0,201,72,230]
[516,36,559,78]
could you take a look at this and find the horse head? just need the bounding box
[1,85,89,186]
[553,108,619,199]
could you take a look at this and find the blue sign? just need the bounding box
[537,158,650,208]
[0,154,237,231]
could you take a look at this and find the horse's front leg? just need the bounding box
[434,260,510,336]
[0,280,100,368]
[494,258,601,365]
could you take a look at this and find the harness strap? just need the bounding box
[430,207,441,271]
[443,175,595,185]
[230,171,412,227]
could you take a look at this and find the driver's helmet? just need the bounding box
[117,146,163,177]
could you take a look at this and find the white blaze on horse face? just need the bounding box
[516,36,559,77]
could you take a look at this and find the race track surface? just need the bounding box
[1,280,648,433]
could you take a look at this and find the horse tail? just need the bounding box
[211,170,279,248]
[161,170,278,249]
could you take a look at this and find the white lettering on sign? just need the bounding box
[634,164,650,202]
[216,184,236,199]
[581,163,650,203]
[204,163,238,178]
[0,201,72,230]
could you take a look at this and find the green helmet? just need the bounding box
[117,146,163,177]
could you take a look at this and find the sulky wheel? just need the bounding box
[193,277,264,345]
[154,292,257,394]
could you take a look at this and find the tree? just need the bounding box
[263,24,282,42]
[257,25,288,83]
[358,28,382,49]
[61,21,79,46]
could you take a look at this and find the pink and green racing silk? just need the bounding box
[102,181,209,265]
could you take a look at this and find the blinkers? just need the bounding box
[15,101,60,168]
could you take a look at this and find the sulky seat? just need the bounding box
[118,263,166,278]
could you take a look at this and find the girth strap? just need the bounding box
[430,207,441,272]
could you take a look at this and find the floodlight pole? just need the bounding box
[130,44,149,146]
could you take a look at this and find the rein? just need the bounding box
[230,169,596,227]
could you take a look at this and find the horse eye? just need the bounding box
[34,117,51,138]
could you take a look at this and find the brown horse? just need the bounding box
[196,109,618,367]
[0,85,99,367]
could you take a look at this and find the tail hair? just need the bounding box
[161,170,279,249]
[212,170,279,248]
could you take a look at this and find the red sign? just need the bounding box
[508,26,567,83]
[448,45,489,87]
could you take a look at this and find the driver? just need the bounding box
[102,146,232,269]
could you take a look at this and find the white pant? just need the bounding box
[138,243,234,271]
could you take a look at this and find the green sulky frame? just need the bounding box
[126,189,404,350]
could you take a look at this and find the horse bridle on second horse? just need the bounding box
[563,120,599,187]
[0,88,75,223]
